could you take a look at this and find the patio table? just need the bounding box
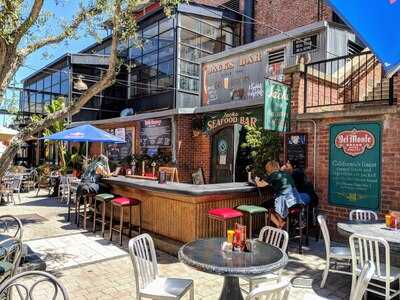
[178,237,288,300]
[337,220,400,251]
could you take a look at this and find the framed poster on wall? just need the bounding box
[328,122,381,210]
[284,133,307,169]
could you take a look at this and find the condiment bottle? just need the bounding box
[227,230,234,244]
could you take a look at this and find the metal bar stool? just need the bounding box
[93,193,115,236]
[287,204,309,254]
[207,208,243,237]
[236,205,269,238]
[75,193,96,230]
[109,197,141,246]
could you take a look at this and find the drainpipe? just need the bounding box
[296,119,317,190]
[243,0,255,44]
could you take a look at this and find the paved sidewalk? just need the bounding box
[1,191,352,300]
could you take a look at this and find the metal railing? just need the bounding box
[304,51,395,113]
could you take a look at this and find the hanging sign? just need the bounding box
[328,122,381,210]
[264,79,291,132]
[203,108,263,134]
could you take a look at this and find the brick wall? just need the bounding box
[254,0,333,39]
[288,65,400,238]
[175,115,212,183]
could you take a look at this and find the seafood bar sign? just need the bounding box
[328,122,381,210]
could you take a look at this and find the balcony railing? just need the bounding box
[303,51,395,113]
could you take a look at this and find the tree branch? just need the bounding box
[13,0,44,43]
[20,2,103,56]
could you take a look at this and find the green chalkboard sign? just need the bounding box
[328,122,381,210]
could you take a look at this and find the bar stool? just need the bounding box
[109,197,141,246]
[207,208,243,237]
[92,193,115,236]
[236,205,268,238]
[75,193,96,230]
[287,204,309,254]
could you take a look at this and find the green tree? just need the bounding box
[0,0,181,178]
[241,126,282,176]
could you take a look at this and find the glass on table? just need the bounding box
[385,214,392,227]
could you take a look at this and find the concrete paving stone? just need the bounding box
[0,192,358,299]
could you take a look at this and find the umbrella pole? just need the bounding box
[86,141,89,159]
[100,143,103,155]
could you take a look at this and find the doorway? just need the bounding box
[211,127,235,183]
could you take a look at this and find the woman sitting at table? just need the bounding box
[76,155,111,201]
[255,160,302,228]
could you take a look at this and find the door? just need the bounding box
[211,127,234,183]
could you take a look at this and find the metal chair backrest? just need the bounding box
[350,261,375,300]
[0,237,22,278]
[128,234,159,294]
[0,215,23,241]
[258,226,289,253]
[0,270,69,299]
[10,176,22,191]
[60,176,70,185]
[349,209,378,221]
[246,278,291,300]
[349,234,390,282]
[317,215,331,255]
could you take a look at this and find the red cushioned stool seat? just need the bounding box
[208,208,243,220]
[110,197,142,246]
[207,208,243,238]
[112,197,140,206]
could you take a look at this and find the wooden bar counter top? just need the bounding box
[103,176,272,243]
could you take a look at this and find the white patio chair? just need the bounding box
[241,226,289,291]
[0,270,69,299]
[245,278,291,300]
[9,176,22,204]
[128,234,194,300]
[58,176,70,202]
[349,234,400,300]
[349,209,378,221]
[0,215,23,241]
[351,261,375,300]
[318,215,352,288]
[0,237,22,283]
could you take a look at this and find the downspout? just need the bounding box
[243,0,255,44]
[296,119,317,190]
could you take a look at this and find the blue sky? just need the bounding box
[15,0,104,84]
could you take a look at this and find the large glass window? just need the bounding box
[177,14,240,94]
[127,15,177,98]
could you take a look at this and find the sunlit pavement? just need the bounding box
[1,191,352,300]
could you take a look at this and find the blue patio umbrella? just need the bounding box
[41,124,125,157]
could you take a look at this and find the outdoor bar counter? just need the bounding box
[103,176,272,243]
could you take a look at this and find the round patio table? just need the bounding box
[178,237,288,300]
[337,220,400,251]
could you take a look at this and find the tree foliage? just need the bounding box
[241,126,282,176]
[0,0,182,178]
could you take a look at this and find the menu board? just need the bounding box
[328,122,381,210]
[140,118,171,148]
[105,128,133,162]
[285,133,307,169]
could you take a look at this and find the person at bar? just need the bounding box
[76,154,112,201]
[255,160,302,228]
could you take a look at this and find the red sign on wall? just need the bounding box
[334,129,375,157]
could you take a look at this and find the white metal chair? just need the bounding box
[318,215,352,288]
[349,234,400,300]
[351,261,375,300]
[245,278,291,300]
[0,237,22,283]
[58,176,71,202]
[242,226,289,291]
[128,234,194,300]
[349,209,378,221]
[0,270,69,299]
[0,215,23,241]
[10,176,22,204]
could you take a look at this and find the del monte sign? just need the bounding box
[335,129,375,157]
